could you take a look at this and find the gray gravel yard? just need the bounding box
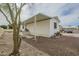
[0,32,49,56]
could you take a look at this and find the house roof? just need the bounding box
[23,13,60,25]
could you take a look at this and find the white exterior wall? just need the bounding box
[49,18,60,37]
[26,20,50,37]
[26,18,60,37]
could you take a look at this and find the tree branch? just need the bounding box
[6,3,14,23]
[0,9,12,25]
[15,3,17,14]
[15,3,26,21]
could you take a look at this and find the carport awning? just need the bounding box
[23,13,52,24]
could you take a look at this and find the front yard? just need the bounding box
[0,31,79,56]
[23,35,79,56]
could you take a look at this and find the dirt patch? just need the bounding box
[23,36,79,56]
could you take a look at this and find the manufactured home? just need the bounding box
[22,13,60,37]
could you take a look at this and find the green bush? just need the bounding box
[0,25,7,29]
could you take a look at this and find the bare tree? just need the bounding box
[0,3,26,56]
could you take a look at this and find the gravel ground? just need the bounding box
[0,32,49,56]
[23,35,79,56]
[1,32,79,56]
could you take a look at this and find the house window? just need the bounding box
[22,25,24,29]
[54,22,57,29]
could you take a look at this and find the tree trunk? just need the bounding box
[13,30,19,56]
[9,23,21,56]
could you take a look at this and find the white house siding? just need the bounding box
[50,18,60,37]
[26,20,50,37]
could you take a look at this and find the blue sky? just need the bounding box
[0,3,79,27]
[58,3,79,26]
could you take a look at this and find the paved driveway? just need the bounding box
[62,33,79,37]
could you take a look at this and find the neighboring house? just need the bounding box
[23,13,60,37]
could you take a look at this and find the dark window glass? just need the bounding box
[54,22,57,29]
[22,25,24,29]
